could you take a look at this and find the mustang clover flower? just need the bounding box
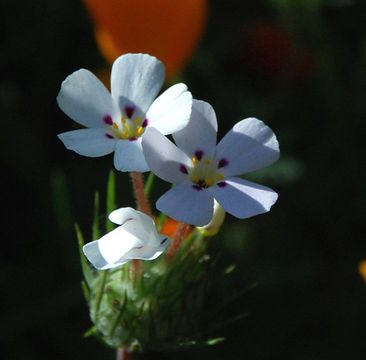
[142,100,280,226]
[83,207,170,269]
[57,53,192,172]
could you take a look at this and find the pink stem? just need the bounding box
[116,348,132,360]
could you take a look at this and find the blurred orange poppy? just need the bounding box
[83,0,207,79]
[160,218,180,238]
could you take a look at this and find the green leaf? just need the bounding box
[207,337,225,346]
[106,170,116,232]
[84,326,98,338]
[81,281,90,301]
[144,172,155,197]
[92,191,100,240]
[75,223,94,288]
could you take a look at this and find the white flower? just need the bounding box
[83,207,170,270]
[142,100,280,226]
[57,53,192,172]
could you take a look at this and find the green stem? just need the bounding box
[94,270,108,323]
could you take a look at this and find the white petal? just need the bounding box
[122,217,161,246]
[57,69,119,128]
[142,127,191,183]
[211,177,278,219]
[82,225,142,270]
[156,181,214,226]
[215,118,280,176]
[146,83,192,135]
[173,99,218,159]
[111,53,165,114]
[58,128,116,157]
[113,138,149,172]
[108,207,152,227]
[124,235,170,261]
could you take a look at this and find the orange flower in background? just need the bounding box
[160,218,180,238]
[83,0,208,79]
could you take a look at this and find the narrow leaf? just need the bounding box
[106,170,116,232]
[75,223,94,287]
[92,191,100,240]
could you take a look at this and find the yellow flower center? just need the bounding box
[112,115,146,140]
[104,106,148,141]
[188,151,225,188]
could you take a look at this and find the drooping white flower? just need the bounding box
[142,100,280,226]
[57,53,192,172]
[83,207,170,270]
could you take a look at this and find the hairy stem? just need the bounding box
[116,347,132,360]
[167,222,192,260]
[130,172,151,216]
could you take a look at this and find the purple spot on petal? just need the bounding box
[218,181,227,188]
[129,137,137,142]
[218,158,229,168]
[192,184,203,191]
[142,118,149,127]
[105,133,114,139]
[125,106,135,118]
[179,164,188,174]
[103,115,113,125]
[195,150,204,160]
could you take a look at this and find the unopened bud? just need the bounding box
[197,200,226,236]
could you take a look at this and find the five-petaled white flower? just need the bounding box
[83,207,170,270]
[142,100,280,226]
[57,53,192,172]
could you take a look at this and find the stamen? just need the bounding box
[206,178,214,186]
[129,137,137,142]
[137,127,144,136]
[112,123,119,129]
[192,157,199,165]
[142,119,149,128]
[105,133,114,139]
[195,150,204,160]
[218,181,227,188]
[192,184,203,191]
[179,164,188,174]
[218,158,229,168]
[124,105,135,118]
[103,115,113,125]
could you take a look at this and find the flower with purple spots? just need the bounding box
[57,53,192,172]
[83,207,170,270]
[142,100,280,226]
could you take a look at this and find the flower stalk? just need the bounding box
[116,347,131,360]
[167,222,192,261]
[130,172,151,216]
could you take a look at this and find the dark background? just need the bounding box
[1,0,366,359]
